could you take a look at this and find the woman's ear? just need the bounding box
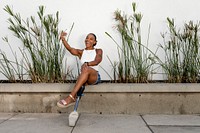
[93,40,97,46]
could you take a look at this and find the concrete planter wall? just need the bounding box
[0,83,200,114]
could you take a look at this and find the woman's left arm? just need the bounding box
[87,49,103,66]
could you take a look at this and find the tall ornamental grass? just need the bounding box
[0,5,74,83]
[106,2,157,83]
[0,37,26,82]
[159,18,200,83]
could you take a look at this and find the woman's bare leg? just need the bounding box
[62,67,98,104]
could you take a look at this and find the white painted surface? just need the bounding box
[0,0,200,80]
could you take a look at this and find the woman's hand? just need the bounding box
[60,31,67,41]
[81,62,89,71]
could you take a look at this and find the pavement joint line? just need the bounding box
[140,115,154,133]
[0,113,19,124]
[149,125,200,127]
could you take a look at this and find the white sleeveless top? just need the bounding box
[80,49,98,71]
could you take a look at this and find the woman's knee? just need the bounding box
[81,67,90,74]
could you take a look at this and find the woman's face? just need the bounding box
[85,34,96,48]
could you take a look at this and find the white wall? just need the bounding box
[0,0,200,80]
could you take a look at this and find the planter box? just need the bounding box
[0,83,200,114]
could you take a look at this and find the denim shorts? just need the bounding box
[93,72,101,85]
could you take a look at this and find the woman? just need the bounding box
[57,31,103,108]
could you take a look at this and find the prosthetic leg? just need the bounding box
[69,86,85,127]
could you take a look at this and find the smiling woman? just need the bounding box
[57,31,103,108]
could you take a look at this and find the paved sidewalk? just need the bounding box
[0,113,200,133]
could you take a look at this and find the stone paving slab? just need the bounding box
[143,115,200,133]
[0,113,15,123]
[1,113,200,133]
[150,126,200,133]
[0,113,73,133]
[143,115,200,126]
[73,113,151,133]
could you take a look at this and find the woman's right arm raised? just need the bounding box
[60,31,82,58]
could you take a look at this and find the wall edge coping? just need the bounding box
[0,83,200,93]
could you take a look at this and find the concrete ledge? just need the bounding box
[0,83,200,114]
[1,83,200,92]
